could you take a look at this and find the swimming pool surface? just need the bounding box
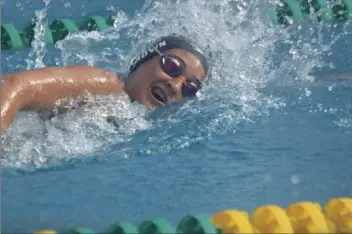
[1,0,352,232]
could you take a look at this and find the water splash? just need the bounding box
[1,0,348,170]
[1,93,151,169]
[25,0,51,69]
[335,118,352,128]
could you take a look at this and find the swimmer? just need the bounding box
[0,34,209,133]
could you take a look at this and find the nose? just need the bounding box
[166,77,185,99]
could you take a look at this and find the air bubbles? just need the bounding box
[64,2,71,8]
[328,84,335,91]
[304,88,311,97]
[291,175,300,184]
[334,118,352,128]
[107,5,116,11]
[329,62,335,69]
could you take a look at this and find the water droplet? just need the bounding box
[107,5,115,11]
[291,175,300,184]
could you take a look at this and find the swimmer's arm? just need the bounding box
[0,65,121,132]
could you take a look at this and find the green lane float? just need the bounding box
[177,215,218,234]
[49,19,79,43]
[138,219,176,234]
[22,22,54,46]
[33,197,351,234]
[2,0,352,50]
[106,15,117,27]
[1,14,113,50]
[79,15,109,32]
[1,24,23,49]
[105,222,138,234]
[269,0,352,25]
[68,228,95,234]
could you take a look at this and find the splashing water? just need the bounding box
[1,0,349,170]
[25,0,51,69]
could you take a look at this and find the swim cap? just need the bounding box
[129,34,208,75]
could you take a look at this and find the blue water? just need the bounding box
[1,0,352,233]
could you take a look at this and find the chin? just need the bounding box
[138,99,157,110]
[142,95,163,110]
[147,102,162,110]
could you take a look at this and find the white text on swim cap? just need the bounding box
[130,40,167,67]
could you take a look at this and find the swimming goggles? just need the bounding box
[155,49,202,97]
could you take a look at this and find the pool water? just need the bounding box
[1,0,352,232]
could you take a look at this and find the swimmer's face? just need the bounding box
[124,49,206,109]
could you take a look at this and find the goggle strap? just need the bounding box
[155,48,163,56]
[179,76,187,85]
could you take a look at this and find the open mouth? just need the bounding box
[150,86,167,104]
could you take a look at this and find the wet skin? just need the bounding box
[124,48,206,109]
[0,49,206,133]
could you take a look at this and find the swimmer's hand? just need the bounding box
[0,65,121,133]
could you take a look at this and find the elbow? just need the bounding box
[0,74,27,112]
[0,75,24,132]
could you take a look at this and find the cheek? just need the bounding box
[136,65,160,84]
[130,71,150,88]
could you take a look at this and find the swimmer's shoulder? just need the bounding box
[68,65,122,90]
[3,65,123,110]
[4,65,121,83]
[53,65,122,82]
[38,65,123,93]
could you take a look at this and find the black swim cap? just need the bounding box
[129,34,208,75]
